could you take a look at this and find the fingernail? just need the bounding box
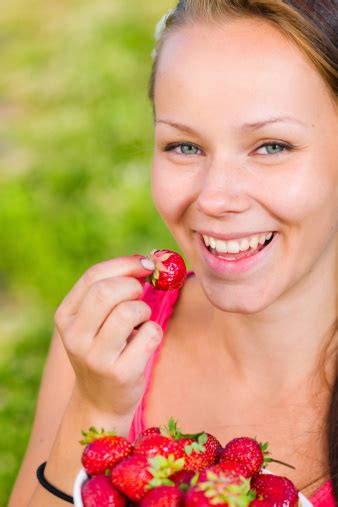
[141,259,155,271]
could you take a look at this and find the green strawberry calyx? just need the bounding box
[146,453,185,490]
[259,440,295,470]
[178,482,191,493]
[79,426,117,445]
[159,417,207,453]
[185,433,208,455]
[196,472,256,507]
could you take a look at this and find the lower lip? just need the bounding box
[197,233,278,276]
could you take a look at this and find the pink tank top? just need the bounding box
[128,272,335,506]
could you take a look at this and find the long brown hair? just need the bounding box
[148,0,338,500]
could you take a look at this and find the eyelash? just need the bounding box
[162,141,294,156]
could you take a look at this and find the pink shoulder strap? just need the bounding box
[309,480,335,506]
[128,271,194,441]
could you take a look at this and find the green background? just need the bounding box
[0,1,178,504]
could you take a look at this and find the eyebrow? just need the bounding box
[156,116,306,135]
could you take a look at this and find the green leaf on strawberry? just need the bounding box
[146,453,185,490]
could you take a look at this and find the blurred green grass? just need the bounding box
[0,0,178,503]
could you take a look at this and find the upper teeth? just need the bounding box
[203,232,273,254]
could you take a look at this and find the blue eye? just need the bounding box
[162,141,294,157]
[163,142,201,156]
[256,142,291,155]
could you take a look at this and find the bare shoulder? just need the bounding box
[8,330,75,507]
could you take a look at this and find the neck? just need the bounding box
[204,235,337,401]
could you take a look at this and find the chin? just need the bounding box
[201,279,277,315]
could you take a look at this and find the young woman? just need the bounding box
[9,1,337,505]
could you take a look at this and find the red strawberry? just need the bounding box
[134,427,161,445]
[111,455,153,502]
[111,454,184,502]
[197,460,251,482]
[180,432,222,471]
[251,474,299,507]
[81,474,126,507]
[133,433,183,461]
[81,427,133,476]
[219,437,294,477]
[160,418,221,471]
[249,500,271,506]
[139,485,184,506]
[170,470,195,491]
[145,250,186,291]
[185,470,255,506]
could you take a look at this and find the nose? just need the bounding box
[196,159,252,217]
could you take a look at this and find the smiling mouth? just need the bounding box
[205,232,277,261]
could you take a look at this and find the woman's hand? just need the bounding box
[54,255,162,418]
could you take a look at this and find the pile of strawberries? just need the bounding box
[80,418,300,506]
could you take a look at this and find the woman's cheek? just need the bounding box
[263,162,335,225]
[151,158,195,222]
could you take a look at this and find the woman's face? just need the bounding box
[151,18,338,313]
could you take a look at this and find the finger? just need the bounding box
[56,255,154,324]
[89,300,152,366]
[61,276,145,353]
[115,321,163,379]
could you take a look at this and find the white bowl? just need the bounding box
[73,468,87,507]
[73,467,313,506]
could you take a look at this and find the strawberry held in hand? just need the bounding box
[81,427,133,476]
[145,250,187,291]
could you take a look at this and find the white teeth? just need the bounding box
[227,240,240,254]
[202,231,274,253]
[249,236,259,249]
[209,237,216,248]
[203,235,210,247]
[214,239,228,253]
[259,234,267,245]
[240,238,250,251]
